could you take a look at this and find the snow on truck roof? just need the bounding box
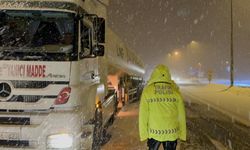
[0,0,77,12]
[0,0,108,18]
[0,0,108,8]
[0,0,84,5]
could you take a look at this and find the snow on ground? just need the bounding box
[101,102,147,150]
[101,100,221,150]
[102,84,250,150]
[180,84,250,126]
[101,102,184,150]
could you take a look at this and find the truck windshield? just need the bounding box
[0,10,77,61]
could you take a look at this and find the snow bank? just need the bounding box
[181,84,250,126]
[226,86,250,97]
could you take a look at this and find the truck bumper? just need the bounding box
[0,110,93,150]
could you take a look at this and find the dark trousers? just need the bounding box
[147,138,177,150]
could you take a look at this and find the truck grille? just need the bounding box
[10,81,69,89]
[8,95,41,103]
[7,95,57,103]
[0,117,30,125]
[0,140,29,147]
[11,81,54,89]
[0,81,68,103]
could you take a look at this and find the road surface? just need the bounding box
[101,89,250,150]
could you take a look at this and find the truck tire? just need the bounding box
[92,108,103,150]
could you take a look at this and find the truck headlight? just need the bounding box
[47,134,73,149]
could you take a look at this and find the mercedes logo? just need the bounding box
[0,82,11,98]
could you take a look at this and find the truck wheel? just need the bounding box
[109,114,115,126]
[92,108,103,150]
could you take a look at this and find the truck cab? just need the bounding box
[0,0,144,149]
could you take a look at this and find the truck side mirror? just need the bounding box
[93,44,104,56]
[94,17,105,43]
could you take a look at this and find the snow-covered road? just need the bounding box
[101,102,146,150]
[101,84,250,150]
[101,100,228,150]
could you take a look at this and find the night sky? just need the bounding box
[107,0,250,81]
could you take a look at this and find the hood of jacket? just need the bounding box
[147,64,171,85]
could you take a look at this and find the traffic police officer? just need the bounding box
[139,64,186,150]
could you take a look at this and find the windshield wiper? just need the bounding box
[16,50,55,61]
[0,48,54,60]
[23,55,43,60]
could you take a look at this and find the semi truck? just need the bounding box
[0,0,145,149]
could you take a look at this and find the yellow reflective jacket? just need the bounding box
[139,65,186,142]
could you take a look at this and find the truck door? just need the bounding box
[78,19,100,121]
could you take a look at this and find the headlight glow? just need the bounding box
[47,134,73,149]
